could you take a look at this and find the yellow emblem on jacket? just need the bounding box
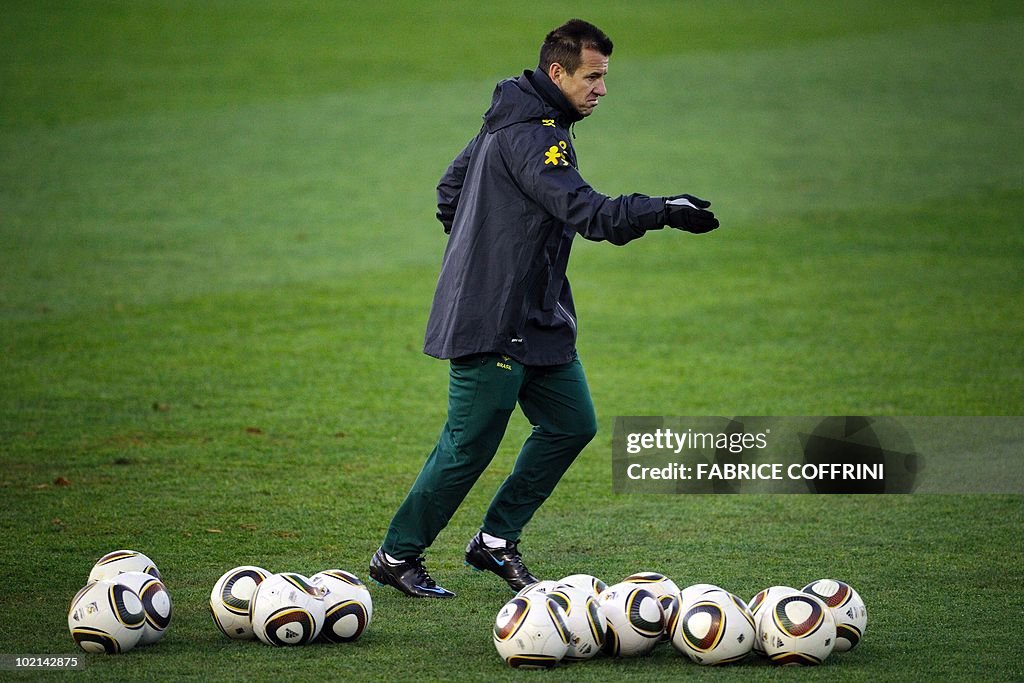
[544,140,569,166]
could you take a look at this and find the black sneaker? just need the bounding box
[369,548,456,599]
[464,533,539,592]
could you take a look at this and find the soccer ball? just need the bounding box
[559,573,608,598]
[670,589,754,665]
[598,582,664,657]
[249,573,325,646]
[547,584,606,661]
[679,583,723,607]
[622,572,680,641]
[516,579,567,598]
[68,580,145,654]
[758,592,836,665]
[657,593,680,640]
[748,585,799,656]
[209,565,270,640]
[802,579,867,652]
[748,585,800,617]
[493,595,570,669]
[622,571,679,596]
[113,571,172,645]
[310,570,373,643]
[88,550,161,583]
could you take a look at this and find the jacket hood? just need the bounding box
[482,69,583,133]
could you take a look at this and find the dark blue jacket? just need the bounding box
[423,69,669,365]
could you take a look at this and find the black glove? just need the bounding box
[663,194,719,234]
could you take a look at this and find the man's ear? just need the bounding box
[547,61,565,85]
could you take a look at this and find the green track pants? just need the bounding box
[382,352,598,559]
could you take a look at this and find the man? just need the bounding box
[370,19,718,598]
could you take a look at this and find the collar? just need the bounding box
[526,68,584,127]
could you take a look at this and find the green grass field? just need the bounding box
[2,1,1022,680]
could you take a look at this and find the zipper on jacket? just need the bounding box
[555,301,577,335]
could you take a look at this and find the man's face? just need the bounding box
[551,47,609,117]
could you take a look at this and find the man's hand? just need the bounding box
[663,194,719,234]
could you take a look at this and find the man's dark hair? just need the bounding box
[538,19,613,75]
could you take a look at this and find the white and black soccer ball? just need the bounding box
[516,579,567,598]
[113,571,172,645]
[622,572,680,642]
[679,583,724,607]
[493,595,570,669]
[88,550,161,583]
[748,585,800,656]
[802,579,867,652]
[310,570,373,643]
[622,571,680,596]
[758,592,836,665]
[209,565,270,640]
[249,573,325,646]
[670,589,754,665]
[547,584,606,661]
[598,582,664,657]
[68,580,146,654]
[559,573,608,598]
